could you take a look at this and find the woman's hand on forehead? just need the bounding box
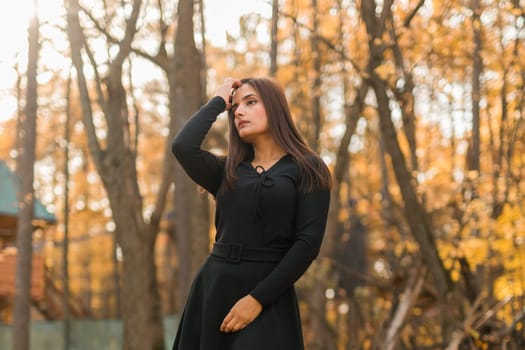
[215,78,241,110]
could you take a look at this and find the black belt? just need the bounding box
[211,242,287,263]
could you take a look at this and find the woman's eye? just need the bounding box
[247,99,257,105]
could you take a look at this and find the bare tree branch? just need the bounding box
[383,265,427,350]
[403,0,426,27]
[112,0,143,67]
[482,308,525,343]
[378,0,395,34]
[66,0,103,169]
[79,4,167,68]
[278,8,364,75]
[80,25,108,117]
[446,295,513,350]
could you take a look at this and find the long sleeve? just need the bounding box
[171,96,226,196]
[249,188,330,307]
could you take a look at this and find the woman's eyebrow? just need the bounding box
[231,93,257,109]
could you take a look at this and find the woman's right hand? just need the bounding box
[220,294,263,333]
[215,78,241,110]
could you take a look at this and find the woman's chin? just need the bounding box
[238,130,252,141]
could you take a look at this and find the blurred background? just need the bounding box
[0,0,524,349]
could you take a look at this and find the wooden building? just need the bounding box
[0,160,56,323]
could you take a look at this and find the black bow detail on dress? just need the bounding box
[253,166,275,240]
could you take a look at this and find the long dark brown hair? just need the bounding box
[222,77,332,193]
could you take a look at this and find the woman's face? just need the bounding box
[231,84,269,142]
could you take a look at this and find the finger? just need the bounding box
[220,322,230,333]
[221,320,235,333]
[226,319,245,333]
[220,313,233,332]
[232,79,242,88]
[229,321,246,333]
[227,82,242,107]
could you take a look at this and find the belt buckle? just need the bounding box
[228,243,243,263]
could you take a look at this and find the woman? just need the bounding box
[171,77,332,349]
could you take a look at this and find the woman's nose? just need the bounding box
[234,105,244,118]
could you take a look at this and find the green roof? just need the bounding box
[0,160,56,223]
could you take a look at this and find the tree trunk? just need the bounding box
[467,0,482,173]
[388,6,422,172]
[14,63,23,168]
[269,0,279,76]
[370,71,452,297]
[306,80,368,350]
[101,78,165,350]
[304,0,368,343]
[62,72,72,350]
[12,5,39,349]
[115,0,211,316]
[309,0,322,152]
[170,0,209,314]
[65,0,166,348]
[112,232,122,318]
[307,0,328,344]
[361,0,452,299]
[197,0,207,100]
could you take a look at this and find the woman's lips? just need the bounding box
[237,121,248,129]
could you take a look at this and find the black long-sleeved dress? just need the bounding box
[171,96,330,350]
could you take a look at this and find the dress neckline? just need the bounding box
[249,154,290,174]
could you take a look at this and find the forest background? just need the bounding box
[0,0,524,349]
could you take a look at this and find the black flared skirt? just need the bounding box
[172,255,305,350]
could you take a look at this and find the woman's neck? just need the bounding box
[251,140,287,166]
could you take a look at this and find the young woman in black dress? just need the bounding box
[171,77,332,349]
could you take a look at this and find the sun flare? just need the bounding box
[0,0,35,55]
[0,0,64,122]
